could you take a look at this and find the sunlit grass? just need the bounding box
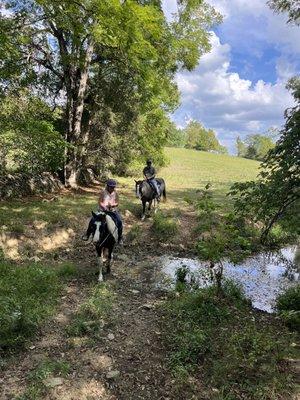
[0,148,260,231]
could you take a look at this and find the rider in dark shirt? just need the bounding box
[143,159,160,198]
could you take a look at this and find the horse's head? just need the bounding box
[134,180,143,198]
[91,211,107,243]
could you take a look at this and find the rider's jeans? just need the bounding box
[148,178,160,196]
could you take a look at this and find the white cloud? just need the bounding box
[209,0,300,55]
[173,32,295,153]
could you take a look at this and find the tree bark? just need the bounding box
[64,41,94,188]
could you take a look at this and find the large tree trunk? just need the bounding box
[64,41,94,188]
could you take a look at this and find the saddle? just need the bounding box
[105,212,119,242]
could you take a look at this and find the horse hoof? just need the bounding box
[141,215,145,221]
[98,275,104,282]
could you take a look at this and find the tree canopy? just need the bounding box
[230,78,300,241]
[184,121,227,153]
[0,0,221,185]
[236,134,275,161]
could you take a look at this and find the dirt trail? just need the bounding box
[0,186,198,400]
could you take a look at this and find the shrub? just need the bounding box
[164,284,296,399]
[152,212,178,239]
[276,286,300,331]
[0,262,61,350]
[0,92,66,175]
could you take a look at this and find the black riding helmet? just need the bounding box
[146,159,152,165]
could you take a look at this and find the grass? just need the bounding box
[163,282,299,400]
[152,211,179,239]
[0,147,260,251]
[0,261,61,351]
[66,284,115,338]
[16,358,70,400]
[0,260,78,352]
[116,147,260,213]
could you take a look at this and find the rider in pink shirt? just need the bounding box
[82,179,123,244]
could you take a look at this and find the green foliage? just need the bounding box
[268,0,300,25]
[276,286,300,331]
[184,120,227,153]
[1,0,221,184]
[56,262,78,279]
[127,223,142,242]
[230,78,300,241]
[236,135,247,157]
[164,284,297,399]
[0,92,65,174]
[152,211,178,239]
[195,188,257,263]
[237,134,275,161]
[166,123,186,148]
[0,262,61,350]
[66,284,114,338]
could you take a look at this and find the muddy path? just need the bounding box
[0,186,198,400]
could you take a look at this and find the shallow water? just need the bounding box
[158,246,299,313]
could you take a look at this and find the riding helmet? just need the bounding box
[106,179,117,188]
[146,159,152,164]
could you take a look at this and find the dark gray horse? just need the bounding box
[135,178,166,220]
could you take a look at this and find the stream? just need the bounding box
[158,245,299,313]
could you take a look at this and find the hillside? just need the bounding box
[161,147,260,192]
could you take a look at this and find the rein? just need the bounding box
[95,224,118,247]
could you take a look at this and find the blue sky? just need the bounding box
[162,0,300,153]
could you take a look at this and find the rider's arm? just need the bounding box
[111,192,119,208]
[99,191,108,211]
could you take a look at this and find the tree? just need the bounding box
[166,123,186,147]
[1,0,221,186]
[236,136,246,157]
[0,91,65,174]
[229,78,300,241]
[184,121,227,153]
[244,134,275,161]
[267,0,300,25]
[235,134,275,161]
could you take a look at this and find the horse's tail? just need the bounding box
[162,185,167,202]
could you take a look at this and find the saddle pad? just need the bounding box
[106,214,118,242]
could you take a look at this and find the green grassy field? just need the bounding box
[161,147,260,191]
[118,147,260,211]
[0,148,260,234]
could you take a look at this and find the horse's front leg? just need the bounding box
[141,200,146,221]
[103,247,112,276]
[97,252,104,282]
[148,200,152,211]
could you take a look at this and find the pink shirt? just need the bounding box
[99,189,119,210]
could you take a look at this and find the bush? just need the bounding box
[152,212,178,239]
[0,262,61,350]
[0,92,66,175]
[276,286,300,331]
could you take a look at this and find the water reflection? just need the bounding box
[159,245,299,313]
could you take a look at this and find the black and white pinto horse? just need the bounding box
[89,211,118,282]
[135,178,166,220]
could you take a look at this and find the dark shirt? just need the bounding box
[143,166,156,179]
